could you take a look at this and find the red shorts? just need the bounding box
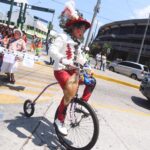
[54,69,77,89]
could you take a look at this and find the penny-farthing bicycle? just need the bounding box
[23,64,99,150]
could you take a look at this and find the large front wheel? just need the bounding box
[54,98,99,150]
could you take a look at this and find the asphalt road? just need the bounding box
[0,60,150,150]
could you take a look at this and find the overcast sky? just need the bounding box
[0,0,150,36]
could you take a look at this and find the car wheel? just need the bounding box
[131,74,137,80]
[109,66,114,72]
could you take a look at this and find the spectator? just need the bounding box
[100,54,107,71]
[1,29,26,84]
[1,34,9,48]
[94,52,101,69]
[82,46,90,65]
[30,34,37,52]
[22,31,27,43]
[35,38,43,57]
[48,38,55,65]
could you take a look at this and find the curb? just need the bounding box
[93,74,140,89]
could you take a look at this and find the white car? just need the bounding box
[109,61,149,80]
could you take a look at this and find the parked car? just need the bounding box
[109,61,149,80]
[140,74,150,101]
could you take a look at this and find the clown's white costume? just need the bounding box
[49,33,86,70]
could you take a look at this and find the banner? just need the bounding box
[22,54,34,68]
[3,53,15,64]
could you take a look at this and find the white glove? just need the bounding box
[61,58,73,65]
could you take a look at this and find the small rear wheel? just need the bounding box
[54,98,99,150]
[23,100,35,117]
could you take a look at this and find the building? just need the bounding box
[0,10,57,39]
[92,19,150,66]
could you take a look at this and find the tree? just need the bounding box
[102,43,112,56]
[90,42,101,56]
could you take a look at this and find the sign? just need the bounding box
[3,53,15,64]
[0,47,5,53]
[22,54,34,68]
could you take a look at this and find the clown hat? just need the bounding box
[59,0,91,30]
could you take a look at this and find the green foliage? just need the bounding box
[102,43,112,55]
[90,43,101,56]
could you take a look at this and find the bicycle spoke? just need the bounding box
[55,98,99,150]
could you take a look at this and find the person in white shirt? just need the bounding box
[1,29,26,84]
[100,54,107,71]
[49,2,96,136]
[94,53,101,69]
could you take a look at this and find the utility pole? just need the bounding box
[93,20,99,39]
[46,12,55,55]
[21,3,27,30]
[17,3,23,27]
[7,0,14,26]
[136,13,150,63]
[84,0,101,49]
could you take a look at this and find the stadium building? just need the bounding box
[92,19,150,66]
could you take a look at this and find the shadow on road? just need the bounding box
[131,96,150,110]
[4,113,65,150]
[0,75,25,91]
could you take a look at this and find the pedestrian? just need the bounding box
[49,0,96,136]
[94,52,101,69]
[1,29,26,84]
[100,54,107,71]
[48,38,55,65]
[22,31,27,43]
[83,46,90,65]
[35,38,43,57]
[1,32,9,48]
[30,34,37,52]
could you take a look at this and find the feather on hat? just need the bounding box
[59,0,91,30]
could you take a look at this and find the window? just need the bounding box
[144,66,149,72]
[127,63,141,70]
[118,62,129,66]
[119,62,142,70]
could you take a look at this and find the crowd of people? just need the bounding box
[0,24,44,84]
[0,24,27,83]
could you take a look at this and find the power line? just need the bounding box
[97,15,114,21]
[125,0,135,18]
[51,0,113,22]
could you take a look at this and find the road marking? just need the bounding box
[94,74,140,89]
[92,103,150,117]
[0,95,22,104]
[16,81,59,91]
[0,94,53,104]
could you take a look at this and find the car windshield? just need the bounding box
[144,66,149,72]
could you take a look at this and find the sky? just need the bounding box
[0,0,150,37]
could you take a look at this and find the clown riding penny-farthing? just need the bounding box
[23,0,99,149]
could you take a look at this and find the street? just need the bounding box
[0,60,150,150]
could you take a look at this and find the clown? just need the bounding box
[49,0,96,136]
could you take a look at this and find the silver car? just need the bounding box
[109,61,149,80]
[140,74,150,101]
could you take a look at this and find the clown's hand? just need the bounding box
[83,63,94,76]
